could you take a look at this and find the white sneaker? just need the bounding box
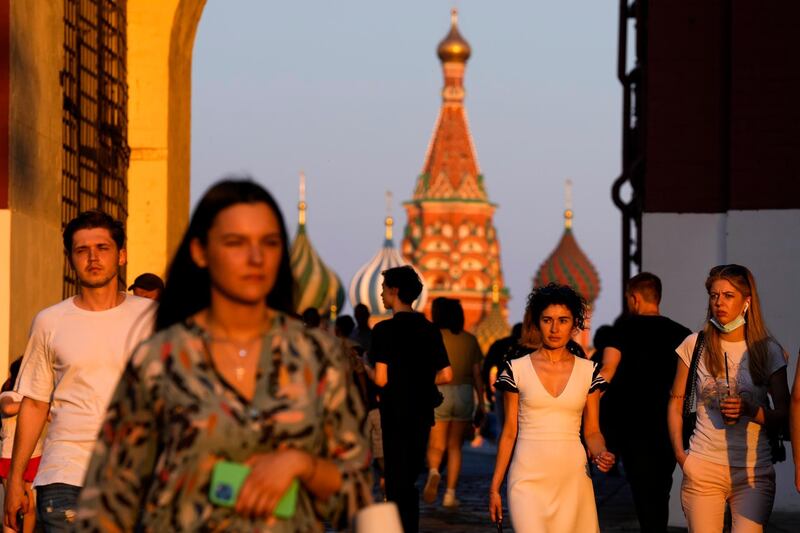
[442,492,460,508]
[422,470,440,503]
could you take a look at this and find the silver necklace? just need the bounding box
[206,316,269,381]
[208,337,260,381]
[210,336,260,358]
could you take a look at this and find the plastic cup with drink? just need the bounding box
[716,378,739,425]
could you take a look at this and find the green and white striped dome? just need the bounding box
[289,173,345,316]
[290,223,345,316]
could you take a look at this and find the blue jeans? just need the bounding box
[36,483,81,533]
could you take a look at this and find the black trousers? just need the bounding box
[620,439,677,533]
[381,418,430,533]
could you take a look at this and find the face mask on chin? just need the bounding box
[709,303,748,333]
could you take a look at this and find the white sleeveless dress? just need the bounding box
[496,355,606,533]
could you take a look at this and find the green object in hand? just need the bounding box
[209,461,299,519]
[209,461,251,507]
[273,479,299,519]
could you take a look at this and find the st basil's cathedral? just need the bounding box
[293,10,601,352]
[401,10,509,334]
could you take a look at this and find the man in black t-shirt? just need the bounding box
[371,266,452,533]
[602,272,691,533]
[482,323,522,412]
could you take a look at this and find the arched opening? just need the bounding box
[125,0,205,282]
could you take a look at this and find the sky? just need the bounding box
[191,0,623,331]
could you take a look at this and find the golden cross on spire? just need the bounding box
[298,171,307,226]
[564,178,573,230]
[385,190,394,241]
[451,8,458,26]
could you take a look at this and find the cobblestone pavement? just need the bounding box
[413,445,800,533]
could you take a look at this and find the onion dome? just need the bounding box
[437,9,471,63]
[349,193,428,318]
[290,173,345,316]
[475,282,511,353]
[533,181,601,303]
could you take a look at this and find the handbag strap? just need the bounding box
[682,331,705,416]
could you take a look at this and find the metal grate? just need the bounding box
[612,0,646,309]
[61,0,130,297]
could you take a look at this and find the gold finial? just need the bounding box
[330,303,338,321]
[298,172,307,226]
[385,217,394,241]
[564,179,573,230]
[437,8,471,64]
[385,190,394,241]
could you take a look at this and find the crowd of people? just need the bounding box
[0,177,798,533]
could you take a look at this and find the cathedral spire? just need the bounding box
[298,171,307,228]
[564,178,573,230]
[384,190,394,244]
[414,11,484,201]
[437,8,471,66]
[437,8,471,105]
[403,11,507,333]
[290,173,345,315]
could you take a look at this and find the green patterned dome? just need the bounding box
[289,174,345,316]
[290,224,345,316]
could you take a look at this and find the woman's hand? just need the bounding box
[676,451,688,468]
[720,396,752,423]
[3,478,28,531]
[348,349,366,374]
[591,450,616,473]
[236,449,310,519]
[488,489,503,524]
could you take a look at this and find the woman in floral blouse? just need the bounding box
[77,179,372,532]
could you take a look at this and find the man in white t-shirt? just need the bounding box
[3,211,154,533]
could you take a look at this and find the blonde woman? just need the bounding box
[668,264,790,532]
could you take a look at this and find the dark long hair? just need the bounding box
[155,178,294,331]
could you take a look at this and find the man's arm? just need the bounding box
[472,362,484,407]
[369,324,388,387]
[4,397,49,529]
[434,366,453,385]
[374,362,388,388]
[600,347,622,382]
[0,395,20,417]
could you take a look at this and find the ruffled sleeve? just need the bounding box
[589,362,608,394]
[494,360,518,393]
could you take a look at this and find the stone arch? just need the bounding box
[125,0,206,281]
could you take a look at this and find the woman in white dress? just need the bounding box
[488,283,615,532]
